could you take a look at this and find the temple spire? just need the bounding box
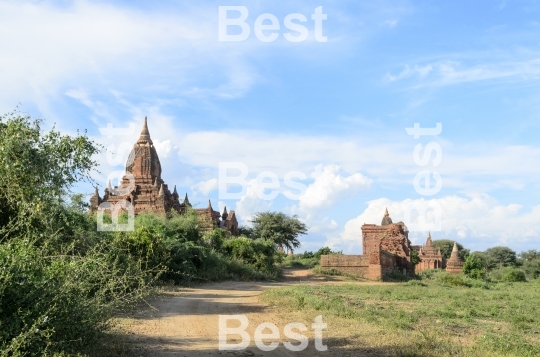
[222,206,228,220]
[451,241,459,254]
[426,231,433,246]
[93,186,99,197]
[184,193,190,205]
[173,185,178,196]
[381,207,393,226]
[207,199,213,210]
[138,116,152,144]
[107,180,112,192]
[158,184,164,196]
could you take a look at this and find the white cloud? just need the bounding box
[332,194,540,253]
[234,179,273,225]
[153,139,171,158]
[191,178,218,196]
[298,164,372,211]
[174,129,540,194]
[381,20,398,28]
[384,64,434,82]
[384,58,540,86]
[0,0,263,114]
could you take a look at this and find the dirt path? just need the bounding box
[116,269,384,356]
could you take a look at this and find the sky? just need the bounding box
[1,0,540,254]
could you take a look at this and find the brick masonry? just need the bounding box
[89,117,239,236]
[320,209,415,280]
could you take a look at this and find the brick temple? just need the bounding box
[321,209,463,279]
[414,232,444,271]
[89,117,238,236]
[320,208,415,280]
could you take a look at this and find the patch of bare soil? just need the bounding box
[114,269,388,356]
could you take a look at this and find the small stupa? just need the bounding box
[445,242,464,274]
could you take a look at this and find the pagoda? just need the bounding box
[89,117,239,235]
[415,232,445,271]
[445,242,464,274]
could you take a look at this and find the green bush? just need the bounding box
[203,228,227,251]
[522,259,540,280]
[312,267,344,276]
[416,268,445,280]
[280,254,319,268]
[222,237,279,274]
[490,267,528,282]
[501,268,527,282]
[0,237,156,356]
[435,272,470,287]
[383,270,411,282]
[463,254,487,280]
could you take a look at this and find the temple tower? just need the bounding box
[446,242,464,274]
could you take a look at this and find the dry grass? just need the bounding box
[261,273,540,357]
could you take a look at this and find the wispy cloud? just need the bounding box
[384,58,540,87]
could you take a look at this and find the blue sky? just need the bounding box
[2,0,540,253]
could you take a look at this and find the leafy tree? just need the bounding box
[203,228,227,251]
[222,237,278,273]
[470,251,494,269]
[522,259,540,280]
[432,239,470,261]
[519,249,540,262]
[485,246,517,268]
[302,251,315,259]
[411,249,422,265]
[463,254,486,279]
[250,212,308,252]
[0,110,99,241]
[238,225,255,238]
[314,246,342,259]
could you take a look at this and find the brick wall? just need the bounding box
[320,255,370,277]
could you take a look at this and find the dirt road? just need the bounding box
[117,270,380,356]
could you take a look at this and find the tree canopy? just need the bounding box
[250,212,308,251]
[485,246,517,268]
[432,239,470,261]
[0,110,99,240]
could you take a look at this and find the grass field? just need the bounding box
[261,273,540,357]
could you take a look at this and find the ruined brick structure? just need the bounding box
[320,209,415,280]
[89,117,239,236]
[414,232,445,271]
[219,206,239,236]
[445,242,464,274]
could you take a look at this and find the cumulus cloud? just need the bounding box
[191,178,219,196]
[298,164,372,211]
[153,139,171,158]
[331,194,540,253]
[234,179,274,225]
[175,129,540,194]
